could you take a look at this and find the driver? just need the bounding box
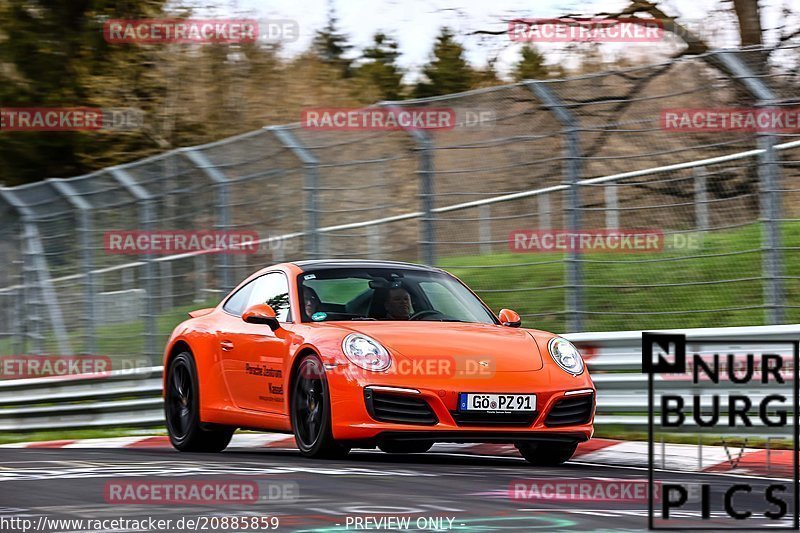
[384,286,412,320]
[303,287,322,318]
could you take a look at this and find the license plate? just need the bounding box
[459,393,536,412]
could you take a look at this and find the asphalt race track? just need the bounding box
[0,445,793,532]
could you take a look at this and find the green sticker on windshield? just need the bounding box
[311,312,327,321]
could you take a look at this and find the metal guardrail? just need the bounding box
[0,366,163,431]
[0,324,797,433]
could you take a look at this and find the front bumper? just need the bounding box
[325,361,595,444]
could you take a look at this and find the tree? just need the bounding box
[355,32,404,100]
[512,44,549,81]
[569,0,770,57]
[0,0,172,185]
[730,0,763,48]
[414,27,474,98]
[312,6,353,77]
[574,45,607,74]
[472,57,501,88]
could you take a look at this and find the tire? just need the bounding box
[165,351,234,452]
[291,354,350,459]
[516,442,577,466]
[378,441,433,454]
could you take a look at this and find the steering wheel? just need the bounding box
[409,309,441,321]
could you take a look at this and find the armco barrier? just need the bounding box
[0,366,163,431]
[0,324,797,433]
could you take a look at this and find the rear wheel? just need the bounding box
[165,351,233,452]
[378,441,433,454]
[291,354,350,459]
[516,442,577,466]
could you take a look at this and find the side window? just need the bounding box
[222,280,256,316]
[249,272,291,322]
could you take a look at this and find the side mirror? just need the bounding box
[499,309,521,328]
[242,304,280,331]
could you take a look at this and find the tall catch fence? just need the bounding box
[1,45,799,367]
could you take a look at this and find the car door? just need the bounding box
[218,271,293,414]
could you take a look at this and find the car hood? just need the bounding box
[333,321,544,371]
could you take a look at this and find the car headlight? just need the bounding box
[547,337,584,375]
[342,333,392,372]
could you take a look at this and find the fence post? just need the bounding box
[19,231,42,354]
[527,81,584,332]
[12,284,23,354]
[478,204,491,255]
[694,167,709,231]
[713,51,785,324]
[24,221,73,354]
[418,135,436,266]
[0,188,72,355]
[605,185,619,230]
[160,261,173,312]
[367,225,382,259]
[110,168,158,364]
[383,105,436,266]
[270,127,321,260]
[181,149,233,293]
[25,248,42,352]
[538,193,551,230]
[48,179,97,355]
[194,254,206,303]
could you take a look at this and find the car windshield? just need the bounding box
[298,267,498,324]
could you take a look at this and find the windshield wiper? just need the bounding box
[350,317,377,321]
[435,318,467,322]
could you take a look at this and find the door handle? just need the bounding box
[220,340,234,351]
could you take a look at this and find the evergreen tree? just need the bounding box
[355,32,404,100]
[312,6,353,77]
[0,0,171,185]
[512,45,549,81]
[472,57,501,88]
[414,27,473,98]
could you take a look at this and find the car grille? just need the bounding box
[364,389,438,425]
[451,410,538,427]
[544,394,594,426]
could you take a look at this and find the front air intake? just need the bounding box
[544,393,594,426]
[364,389,438,425]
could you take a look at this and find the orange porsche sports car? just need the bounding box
[163,260,595,465]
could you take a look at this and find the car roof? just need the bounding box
[291,259,441,272]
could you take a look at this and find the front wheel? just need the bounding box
[516,442,577,466]
[165,351,234,452]
[291,354,350,459]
